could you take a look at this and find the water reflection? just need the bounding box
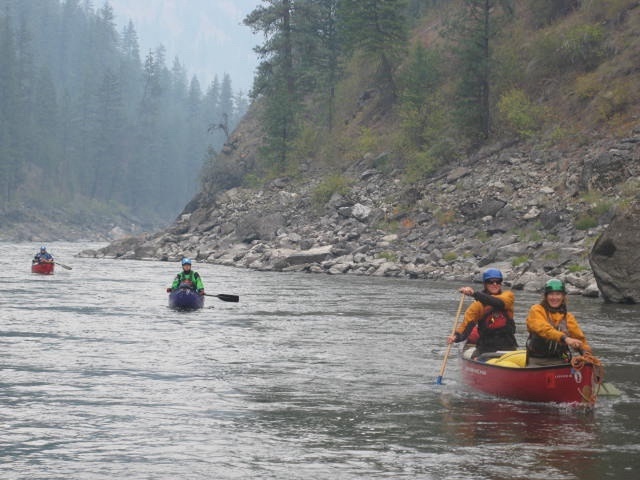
[438,396,604,479]
[441,395,594,442]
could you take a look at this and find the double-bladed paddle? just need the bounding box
[204,293,239,302]
[436,293,465,385]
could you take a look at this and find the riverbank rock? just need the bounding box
[80,129,640,302]
[589,201,640,303]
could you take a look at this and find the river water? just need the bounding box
[1,242,638,479]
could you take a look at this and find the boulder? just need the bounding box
[589,202,640,303]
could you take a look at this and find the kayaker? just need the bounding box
[167,258,205,295]
[33,246,54,264]
[447,268,518,358]
[525,278,591,366]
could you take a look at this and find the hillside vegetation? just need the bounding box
[88,1,640,300]
[203,0,640,197]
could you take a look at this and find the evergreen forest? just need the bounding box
[0,0,248,227]
[204,0,638,198]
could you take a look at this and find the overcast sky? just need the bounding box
[106,0,261,93]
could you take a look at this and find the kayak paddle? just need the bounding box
[204,293,239,302]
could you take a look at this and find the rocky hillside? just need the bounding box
[81,121,640,299]
[79,2,640,301]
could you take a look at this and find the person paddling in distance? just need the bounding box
[447,268,518,359]
[525,278,591,366]
[33,245,54,264]
[167,258,205,296]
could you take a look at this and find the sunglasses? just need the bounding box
[485,279,502,285]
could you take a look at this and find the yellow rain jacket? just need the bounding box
[526,304,591,352]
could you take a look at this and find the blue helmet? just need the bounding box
[181,258,192,265]
[482,268,503,282]
[40,246,47,251]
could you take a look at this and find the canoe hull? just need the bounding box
[31,262,55,274]
[168,288,204,310]
[461,354,601,405]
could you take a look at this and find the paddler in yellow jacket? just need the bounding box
[525,278,591,366]
[447,268,518,359]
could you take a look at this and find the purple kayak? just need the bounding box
[168,288,204,310]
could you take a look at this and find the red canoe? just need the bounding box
[31,262,55,274]
[460,349,604,405]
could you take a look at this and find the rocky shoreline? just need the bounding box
[0,204,156,243]
[78,128,640,301]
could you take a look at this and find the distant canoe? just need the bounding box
[168,288,204,310]
[31,262,55,275]
[460,349,603,405]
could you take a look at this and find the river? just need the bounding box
[1,242,638,479]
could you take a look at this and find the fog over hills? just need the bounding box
[107,0,260,92]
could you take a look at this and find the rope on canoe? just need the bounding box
[571,351,604,403]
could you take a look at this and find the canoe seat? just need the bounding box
[462,346,476,359]
[475,352,504,362]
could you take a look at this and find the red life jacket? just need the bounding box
[468,325,480,344]
[478,305,510,331]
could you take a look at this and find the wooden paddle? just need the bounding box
[55,262,72,270]
[436,293,465,385]
[204,293,239,302]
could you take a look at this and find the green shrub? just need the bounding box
[475,231,489,242]
[567,264,588,273]
[291,125,321,160]
[242,173,263,189]
[497,89,544,138]
[595,82,634,121]
[531,23,606,76]
[560,24,606,71]
[404,150,440,183]
[512,255,529,267]
[443,251,458,262]
[575,214,598,230]
[377,251,398,262]
[574,73,602,101]
[311,174,350,209]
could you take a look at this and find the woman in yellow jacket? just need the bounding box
[526,278,591,365]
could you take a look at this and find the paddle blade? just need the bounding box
[599,382,622,396]
[55,262,72,270]
[435,375,444,385]
[215,294,239,302]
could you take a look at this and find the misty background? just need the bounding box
[0,0,261,236]
[106,0,260,93]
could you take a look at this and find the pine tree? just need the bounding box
[445,0,514,144]
[337,0,409,100]
[244,0,301,172]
